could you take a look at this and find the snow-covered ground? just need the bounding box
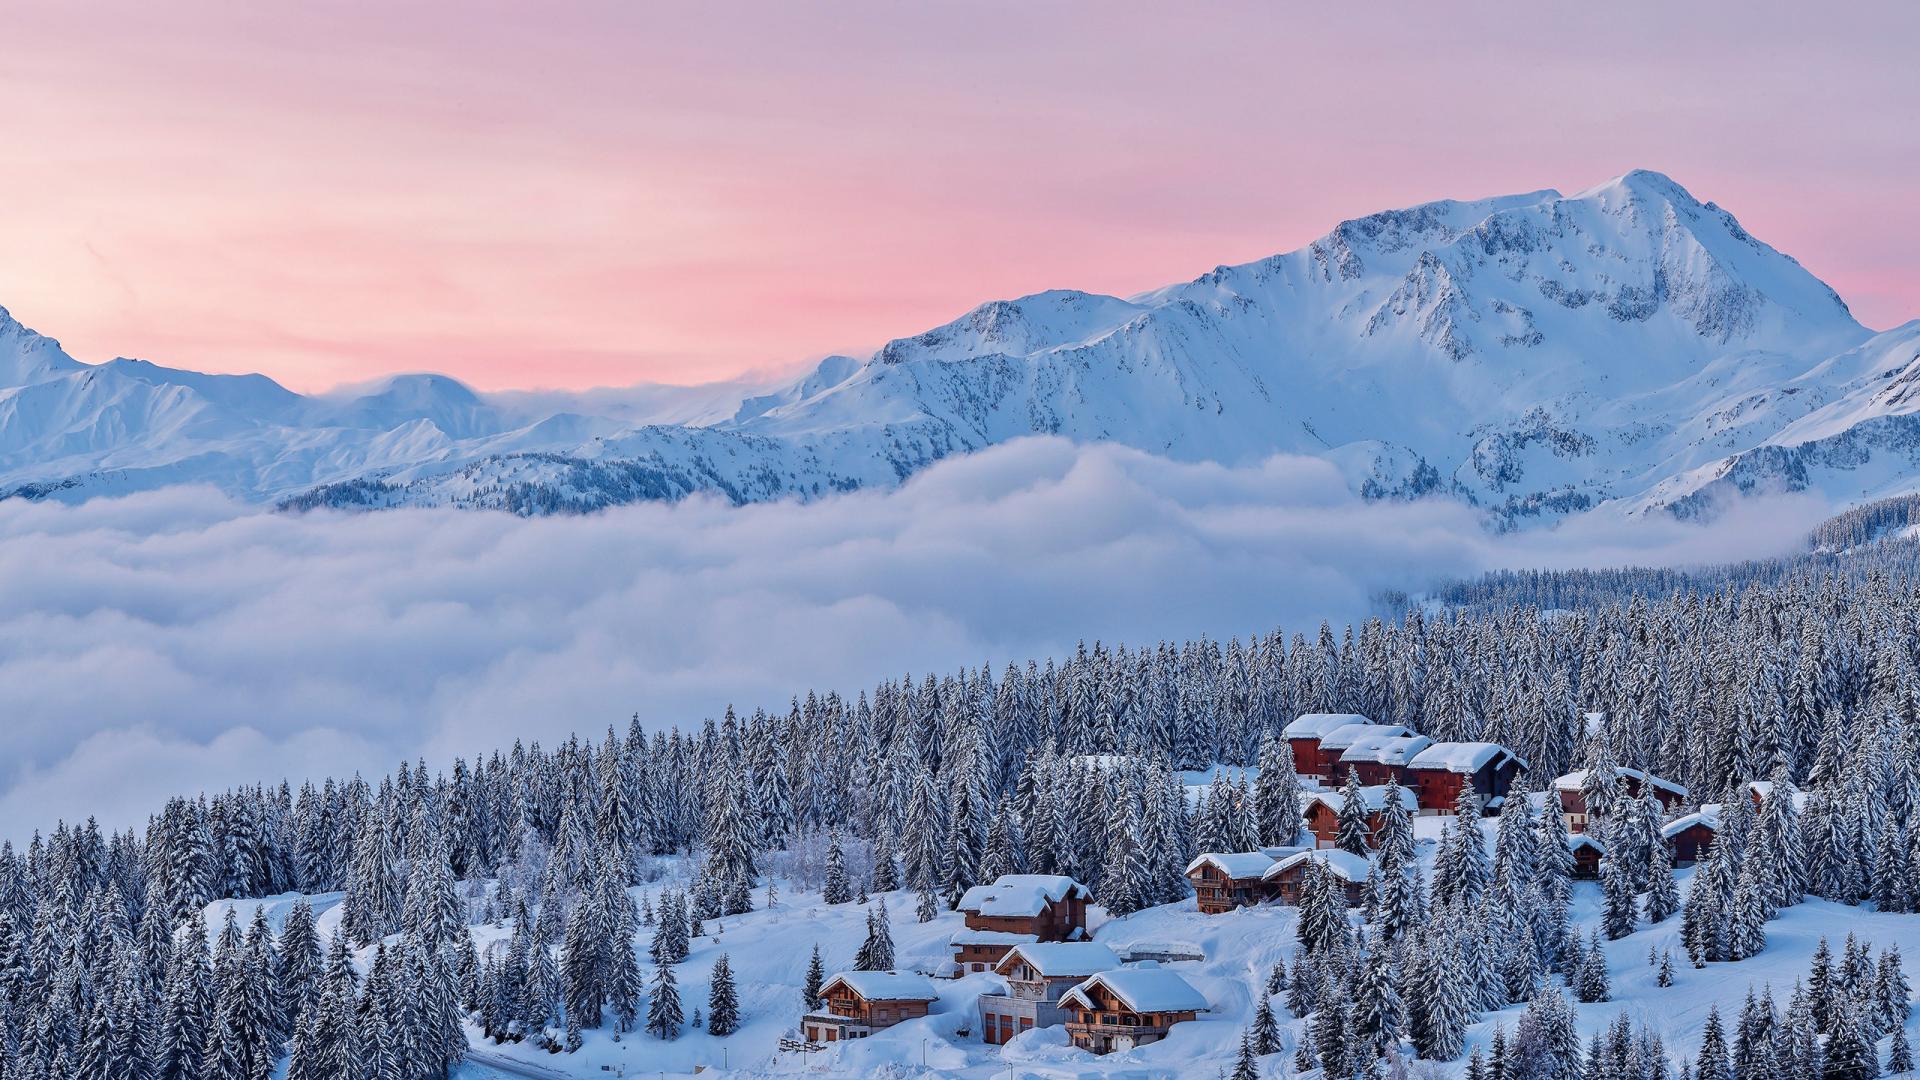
[7,171,1919,523]
[216,814,1920,1079]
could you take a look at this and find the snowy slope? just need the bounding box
[2,170,1913,523]
[215,813,1920,1079]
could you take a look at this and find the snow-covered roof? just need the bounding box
[948,928,1038,947]
[1317,723,1412,751]
[1568,834,1606,853]
[1408,741,1527,774]
[1747,781,1811,811]
[956,874,1088,916]
[1059,967,1210,1014]
[1263,848,1373,883]
[1339,733,1434,765]
[820,971,940,1002]
[1304,785,1394,815]
[1284,713,1372,739]
[1184,851,1279,880]
[1662,806,1721,838]
[1554,767,1687,798]
[995,941,1123,978]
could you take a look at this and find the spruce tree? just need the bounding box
[1251,989,1281,1056]
[1696,1007,1733,1080]
[1233,1027,1261,1080]
[1575,930,1611,1003]
[1888,1024,1912,1075]
[823,833,852,905]
[1823,1003,1875,1080]
[1337,772,1374,856]
[707,954,740,1036]
[803,944,825,1011]
[646,963,683,1040]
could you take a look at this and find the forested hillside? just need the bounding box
[8,556,1920,1077]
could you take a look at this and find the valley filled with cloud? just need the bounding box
[0,437,1829,836]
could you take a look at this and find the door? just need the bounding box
[999,1016,1014,1043]
[983,1012,998,1044]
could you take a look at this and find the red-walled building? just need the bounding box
[1283,713,1373,784]
[1404,741,1527,815]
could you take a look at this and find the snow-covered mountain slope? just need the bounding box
[2,169,1913,523]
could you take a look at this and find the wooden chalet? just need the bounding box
[1302,786,1391,849]
[1283,713,1372,783]
[979,942,1123,1044]
[1662,807,1720,868]
[1568,833,1605,880]
[1060,965,1209,1054]
[1262,849,1372,906]
[1337,733,1435,786]
[1405,741,1527,815]
[801,971,939,1043]
[1746,780,1810,813]
[1554,768,1688,832]
[950,874,1090,973]
[1318,723,1414,785]
[1185,851,1282,913]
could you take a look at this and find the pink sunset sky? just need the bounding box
[4,1,1914,393]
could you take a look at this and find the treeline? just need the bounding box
[9,563,1920,1072]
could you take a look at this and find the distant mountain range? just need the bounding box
[4,169,1917,524]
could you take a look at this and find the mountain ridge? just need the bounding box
[2,169,1913,525]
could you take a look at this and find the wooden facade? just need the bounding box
[802,973,936,1043]
[1185,853,1279,913]
[1304,796,1382,849]
[1665,819,1718,868]
[1059,972,1206,1055]
[1263,850,1371,906]
[980,943,1123,1044]
[951,875,1090,973]
[1403,742,1526,815]
[1555,768,1688,833]
[1568,835,1604,880]
[1283,713,1372,782]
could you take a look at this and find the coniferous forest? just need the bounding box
[8,556,1920,1078]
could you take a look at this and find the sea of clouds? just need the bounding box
[0,438,1830,836]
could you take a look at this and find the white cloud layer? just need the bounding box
[0,438,1831,836]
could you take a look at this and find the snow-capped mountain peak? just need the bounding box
[0,171,1910,523]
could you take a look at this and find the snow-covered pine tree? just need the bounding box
[1251,987,1281,1055]
[803,944,825,1011]
[707,954,739,1036]
[645,962,683,1040]
[823,833,852,905]
[1822,1002,1875,1080]
[1255,734,1306,847]
[1352,935,1405,1060]
[1575,930,1610,1003]
[853,901,896,971]
[1232,1027,1261,1080]
[1337,772,1374,856]
[1601,831,1638,940]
